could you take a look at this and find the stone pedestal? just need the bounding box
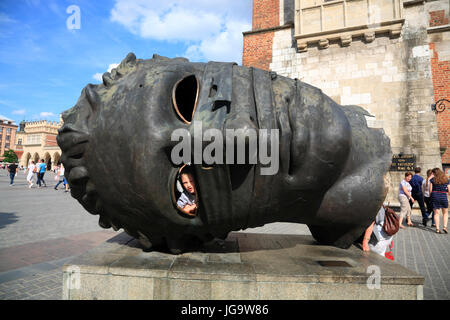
[62,232,424,300]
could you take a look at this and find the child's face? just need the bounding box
[181,173,196,194]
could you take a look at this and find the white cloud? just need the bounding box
[92,73,103,82]
[92,63,119,82]
[185,20,250,63]
[110,0,252,63]
[107,63,119,72]
[12,109,26,115]
[40,112,56,118]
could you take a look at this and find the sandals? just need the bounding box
[436,229,441,234]
[443,227,448,234]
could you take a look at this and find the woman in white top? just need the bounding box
[362,207,393,257]
[398,172,414,229]
[422,169,434,227]
[26,161,36,188]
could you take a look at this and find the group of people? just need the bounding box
[361,166,449,260]
[398,167,449,234]
[7,159,69,192]
[25,159,48,188]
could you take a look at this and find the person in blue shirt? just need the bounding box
[409,167,429,226]
[36,159,47,187]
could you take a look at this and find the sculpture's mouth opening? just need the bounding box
[171,164,199,218]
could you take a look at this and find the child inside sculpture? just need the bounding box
[176,166,197,216]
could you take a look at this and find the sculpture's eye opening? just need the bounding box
[171,165,198,218]
[172,75,199,124]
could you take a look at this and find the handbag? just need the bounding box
[382,203,399,236]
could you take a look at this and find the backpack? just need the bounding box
[382,204,399,236]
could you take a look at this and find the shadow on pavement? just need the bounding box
[0,212,19,229]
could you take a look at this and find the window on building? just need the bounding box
[5,143,10,149]
[6,135,10,141]
[18,138,22,145]
[6,128,11,134]
[295,0,404,51]
[27,134,41,145]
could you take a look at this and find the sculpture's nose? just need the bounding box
[224,112,258,165]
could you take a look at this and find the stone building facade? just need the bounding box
[243,0,450,203]
[0,116,18,162]
[14,120,63,170]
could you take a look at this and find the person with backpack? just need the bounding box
[362,206,398,260]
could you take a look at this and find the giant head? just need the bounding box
[57,53,392,253]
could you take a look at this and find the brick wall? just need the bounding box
[243,31,275,71]
[429,10,449,27]
[45,135,58,147]
[252,0,279,30]
[243,0,280,71]
[430,42,450,164]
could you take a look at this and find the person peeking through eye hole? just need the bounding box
[176,166,197,216]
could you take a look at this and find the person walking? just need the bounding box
[26,161,36,188]
[37,159,47,187]
[422,169,435,228]
[410,167,429,226]
[398,172,415,229]
[429,168,449,234]
[7,162,18,185]
[54,163,67,190]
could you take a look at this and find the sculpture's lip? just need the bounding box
[194,163,237,234]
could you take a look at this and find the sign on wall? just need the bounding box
[390,154,416,171]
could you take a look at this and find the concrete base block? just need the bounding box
[62,232,424,300]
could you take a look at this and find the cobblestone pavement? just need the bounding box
[0,169,449,299]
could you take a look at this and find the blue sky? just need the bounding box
[0,0,252,125]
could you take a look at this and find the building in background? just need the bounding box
[0,115,18,162]
[243,0,449,204]
[15,119,63,170]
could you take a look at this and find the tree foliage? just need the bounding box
[3,149,18,163]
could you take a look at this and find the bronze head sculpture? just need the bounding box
[57,53,392,253]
